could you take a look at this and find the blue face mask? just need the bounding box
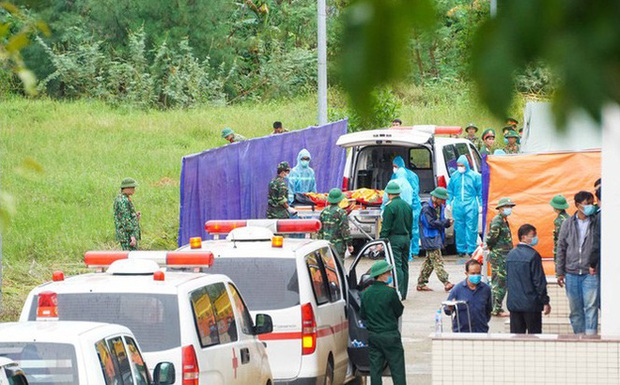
[530,236,539,246]
[582,204,596,216]
[503,207,512,216]
[468,274,482,285]
[503,138,509,145]
[300,160,310,168]
[385,276,393,285]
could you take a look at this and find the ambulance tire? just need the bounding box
[323,357,334,385]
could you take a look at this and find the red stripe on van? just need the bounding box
[258,321,348,341]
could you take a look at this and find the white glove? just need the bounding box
[445,204,452,212]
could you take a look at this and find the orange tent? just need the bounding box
[484,150,601,276]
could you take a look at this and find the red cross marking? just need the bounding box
[232,347,238,379]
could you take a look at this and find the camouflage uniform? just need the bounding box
[266,176,290,219]
[553,210,570,268]
[504,143,520,154]
[485,213,513,314]
[230,133,247,143]
[417,249,450,287]
[114,193,141,250]
[465,135,483,150]
[318,204,352,263]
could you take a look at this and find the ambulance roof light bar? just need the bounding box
[205,219,321,235]
[390,125,462,135]
[84,250,214,268]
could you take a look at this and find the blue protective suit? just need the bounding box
[382,168,414,212]
[288,149,317,203]
[391,156,422,257]
[447,154,482,254]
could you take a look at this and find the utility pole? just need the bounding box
[490,0,497,17]
[317,0,328,125]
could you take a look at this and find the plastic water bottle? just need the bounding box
[434,309,443,336]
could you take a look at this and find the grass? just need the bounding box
[0,85,524,320]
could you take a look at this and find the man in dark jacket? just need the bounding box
[506,224,551,334]
[556,191,599,335]
[416,187,454,292]
[445,259,492,332]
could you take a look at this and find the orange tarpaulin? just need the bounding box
[485,151,601,276]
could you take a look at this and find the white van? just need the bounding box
[19,254,273,385]
[177,219,402,384]
[337,125,483,250]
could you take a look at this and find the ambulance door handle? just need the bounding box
[240,347,250,364]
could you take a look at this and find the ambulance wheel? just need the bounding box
[323,357,334,385]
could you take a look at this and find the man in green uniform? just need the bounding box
[485,197,516,317]
[479,128,496,156]
[266,161,291,219]
[550,194,570,270]
[318,188,353,264]
[463,123,483,149]
[360,260,405,385]
[380,181,413,300]
[221,127,247,143]
[503,130,520,154]
[114,177,141,250]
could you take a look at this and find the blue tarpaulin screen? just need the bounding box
[178,120,348,246]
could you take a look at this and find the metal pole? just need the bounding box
[317,0,328,125]
[490,0,497,17]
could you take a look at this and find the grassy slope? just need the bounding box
[0,87,515,320]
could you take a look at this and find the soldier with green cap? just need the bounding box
[463,123,483,149]
[480,128,496,156]
[267,161,291,219]
[485,197,516,317]
[318,188,353,264]
[380,180,413,300]
[360,260,405,385]
[114,178,141,250]
[221,127,247,144]
[416,187,454,292]
[503,130,520,154]
[550,194,570,269]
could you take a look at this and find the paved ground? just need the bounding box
[348,254,507,385]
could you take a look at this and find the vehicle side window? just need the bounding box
[468,143,482,171]
[96,339,120,385]
[124,337,149,385]
[318,248,342,302]
[189,287,220,347]
[228,283,254,336]
[442,144,458,175]
[107,336,133,385]
[408,147,434,194]
[207,283,238,344]
[305,252,330,305]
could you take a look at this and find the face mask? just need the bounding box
[300,160,309,167]
[530,236,539,246]
[468,274,482,285]
[503,138,509,145]
[385,276,393,285]
[503,207,512,216]
[457,166,466,173]
[393,167,398,174]
[582,204,596,216]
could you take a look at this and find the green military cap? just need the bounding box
[430,187,449,200]
[221,127,234,138]
[496,197,516,209]
[481,128,496,140]
[506,117,519,125]
[465,123,478,132]
[327,188,345,204]
[120,177,138,189]
[550,194,569,210]
[505,129,520,138]
[277,161,290,172]
[369,260,393,278]
[384,181,401,195]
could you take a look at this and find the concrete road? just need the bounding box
[349,254,507,385]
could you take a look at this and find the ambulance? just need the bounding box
[177,218,402,385]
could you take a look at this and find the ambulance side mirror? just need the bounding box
[254,313,273,335]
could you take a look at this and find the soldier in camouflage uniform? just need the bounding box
[114,178,141,250]
[463,123,483,150]
[318,188,353,264]
[485,197,516,316]
[266,161,291,219]
[221,127,247,143]
[503,130,520,154]
[550,194,570,270]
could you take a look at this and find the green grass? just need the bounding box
[0,85,523,320]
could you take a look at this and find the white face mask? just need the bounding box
[393,167,398,174]
[457,166,466,173]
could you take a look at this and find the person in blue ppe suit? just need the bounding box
[288,149,317,204]
[447,154,482,258]
[391,156,422,259]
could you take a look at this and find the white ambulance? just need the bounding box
[19,253,273,385]
[176,219,402,385]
